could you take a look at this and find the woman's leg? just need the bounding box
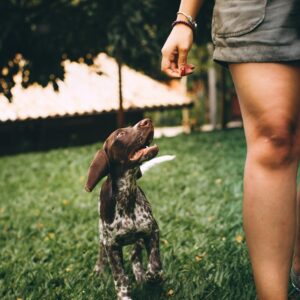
[229,62,300,300]
[293,187,300,273]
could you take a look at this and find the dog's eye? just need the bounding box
[117,131,125,139]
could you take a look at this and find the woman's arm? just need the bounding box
[161,0,205,78]
[178,0,204,20]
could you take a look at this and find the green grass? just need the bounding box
[0,129,257,299]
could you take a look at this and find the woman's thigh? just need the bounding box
[229,63,300,163]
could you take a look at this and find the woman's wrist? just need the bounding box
[176,14,189,22]
[172,20,196,36]
[177,11,197,28]
[173,10,197,36]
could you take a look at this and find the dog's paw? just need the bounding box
[145,270,163,284]
[93,264,104,274]
[117,284,132,300]
[134,272,144,284]
[132,263,145,283]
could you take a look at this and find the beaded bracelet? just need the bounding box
[172,20,196,35]
[177,11,197,29]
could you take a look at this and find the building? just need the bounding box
[0,53,192,154]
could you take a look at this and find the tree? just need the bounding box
[0,0,213,103]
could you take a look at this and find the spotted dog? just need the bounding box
[85,119,163,300]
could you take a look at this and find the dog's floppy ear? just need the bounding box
[85,149,109,192]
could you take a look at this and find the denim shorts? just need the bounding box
[212,0,300,65]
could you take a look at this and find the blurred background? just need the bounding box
[0,0,242,155]
[0,3,257,299]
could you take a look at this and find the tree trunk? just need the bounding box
[180,76,191,133]
[117,59,124,128]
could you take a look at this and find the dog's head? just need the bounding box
[85,118,159,192]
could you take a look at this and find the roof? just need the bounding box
[0,53,192,122]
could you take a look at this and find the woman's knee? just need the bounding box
[248,116,300,168]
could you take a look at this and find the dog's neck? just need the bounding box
[110,168,139,214]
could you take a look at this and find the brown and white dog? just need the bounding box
[85,119,163,300]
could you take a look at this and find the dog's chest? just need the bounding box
[102,178,155,246]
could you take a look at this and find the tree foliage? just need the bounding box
[0,0,213,100]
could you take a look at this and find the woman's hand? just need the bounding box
[161,24,195,78]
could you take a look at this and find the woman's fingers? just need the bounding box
[186,63,195,70]
[180,64,195,76]
[161,49,181,78]
[178,47,188,69]
[161,44,195,77]
[181,64,195,76]
[161,55,195,78]
[161,57,194,78]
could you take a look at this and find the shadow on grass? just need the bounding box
[96,266,164,300]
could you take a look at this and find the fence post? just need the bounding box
[207,43,217,129]
[180,76,191,133]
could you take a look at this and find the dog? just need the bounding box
[85,118,163,300]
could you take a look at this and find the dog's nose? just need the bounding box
[138,118,152,128]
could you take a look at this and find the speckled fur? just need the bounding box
[96,168,162,300]
[86,119,163,300]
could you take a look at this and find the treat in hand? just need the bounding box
[180,64,195,77]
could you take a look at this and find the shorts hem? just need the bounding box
[213,45,300,66]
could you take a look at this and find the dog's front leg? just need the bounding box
[106,245,132,300]
[144,228,163,284]
[94,242,108,274]
[131,239,145,283]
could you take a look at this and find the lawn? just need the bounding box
[0,129,262,299]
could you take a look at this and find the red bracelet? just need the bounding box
[172,20,196,35]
